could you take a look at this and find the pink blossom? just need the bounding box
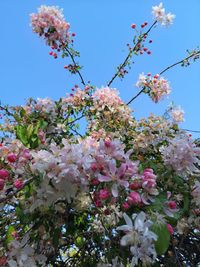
[122,202,130,210]
[168,201,177,210]
[0,169,9,180]
[128,191,141,205]
[99,188,110,200]
[14,179,24,189]
[7,153,17,163]
[166,224,174,235]
[136,73,171,103]
[142,168,157,189]
[30,5,70,48]
[129,180,142,190]
[91,178,100,186]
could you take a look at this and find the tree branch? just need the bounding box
[160,50,200,75]
[127,50,200,105]
[65,47,86,86]
[0,177,34,204]
[107,21,157,87]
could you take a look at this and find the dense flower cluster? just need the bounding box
[136,73,171,102]
[117,212,157,266]
[160,133,200,176]
[30,5,70,48]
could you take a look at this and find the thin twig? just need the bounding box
[160,50,200,75]
[65,47,86,86]
[0,105,14,117]
[0,177,34,204]
[126,88,145,105]
[127,50,200,105]
[107,21,157,87]
[66,113,86,126]
[182,128,200,133]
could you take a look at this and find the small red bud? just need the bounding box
[140,50,143,55]
[131,23,136,29]
[72,32,76,37]
[7,153,17,163]
[143,48,148,52]
[147,51,151,55]
[49,51,53,56]
[149,40,153,43]
[64,65,68,69]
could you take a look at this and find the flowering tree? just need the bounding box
[0,3,200,267]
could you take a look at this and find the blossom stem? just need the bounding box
[107,21,157,87]
[65,47,86,86]
[0,177,34,204]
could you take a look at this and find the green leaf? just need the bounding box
[6,225,15,246]
[75,236,84,247]
[151,224,170,255]
[16,125,29,146]
[20,108,26,118]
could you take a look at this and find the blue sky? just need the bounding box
[0,0,200,136]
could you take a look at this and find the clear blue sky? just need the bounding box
[0,1,200,136]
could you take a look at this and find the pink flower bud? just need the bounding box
[7,153,17,163]
[91,178,100,186]
[95,199,102,208]
[128,191,141,205]
[0,169,9,180]
[14,179,23,189]
[166,223,174,235]
[122,202,130,210]
[168,201,177,209]
[91,163,98,172]
[99,189,110,200]
[0,179,5,190]
[104,138,111,148]
[129,180,142,190]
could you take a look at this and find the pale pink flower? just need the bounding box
[170,106,185,123]
[152,3,175,26]
[30,5,70,48]
[136,73,171,103]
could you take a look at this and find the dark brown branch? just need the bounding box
[160,50,200,75]
[65,47,86,86]
[107,21,157,87]
[66,113,85,126]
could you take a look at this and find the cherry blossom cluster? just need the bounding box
[30,5,70,49]
[152,2,175,26]
[0,140,31,194]
[160,133,200,176]
[169,105,185,123]
[136,73,171,102]
[117,212,157,266]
